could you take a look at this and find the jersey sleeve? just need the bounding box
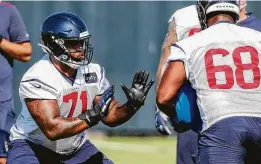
[168,44,189,79]
[96,66,110,95]
[9,6,30,43]
[19,78,58,100]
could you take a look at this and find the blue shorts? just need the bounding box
[177,130,199,164]
[7,139,114,164]
[0,99,15,157]
[199,116,261,164]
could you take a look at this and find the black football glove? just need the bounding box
[121,70,154,110]
[78,86,114,128]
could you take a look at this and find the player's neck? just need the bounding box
[208,15,234,27]
[50,56,77,79]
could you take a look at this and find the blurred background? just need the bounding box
[9,1,261,163]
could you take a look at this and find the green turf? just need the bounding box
[93,137,177,164]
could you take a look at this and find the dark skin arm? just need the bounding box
[94,96,137,127]
[98,70,154,127]
[156,20,177,90]
[25,95,136,140]
[156,61,186,118]
[25,98,88,141]
[0,39,32,62]
[25,71,152,140]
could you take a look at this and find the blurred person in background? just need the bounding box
[0,1,31,164]
[237,0,261,30]
[155,0,261,164]
[7,12,153,164]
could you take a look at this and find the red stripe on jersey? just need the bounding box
[0,2,14,7]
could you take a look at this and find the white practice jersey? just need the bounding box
[10,55,110,154]
[169,23,261,131]
[168,5,200,41]
[161,5,201,73]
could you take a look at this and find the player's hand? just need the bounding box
[155,106,171,135]
[121,70,154,110]
[78,86,114,128]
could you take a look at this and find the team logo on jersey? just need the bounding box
[84,73,97,83]
[29,81,41,89]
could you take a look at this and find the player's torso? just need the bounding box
[184,24,261,130]
[44,65,99,154]
[56,68,99,118]
[11,55,104,154]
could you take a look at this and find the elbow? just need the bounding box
[156,90,173,116]
[102,119,119,128]
[106,123,118,128]
[20,55,31,62]
[156,90,169,107]
[20,51,32,62]
[45,132,59,141]
[20,43,32,62]
[156,97,169,110]
[44,129,60,141]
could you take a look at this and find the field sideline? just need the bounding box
[92,136,177,164]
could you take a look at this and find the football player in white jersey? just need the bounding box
[7,12,154,164]
[157,0,261,163]
[154,4,201,164]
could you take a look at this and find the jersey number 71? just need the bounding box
[63,91,88,117]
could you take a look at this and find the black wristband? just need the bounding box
[78,112,99,128]
[126,101,139,111]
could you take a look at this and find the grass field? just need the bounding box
[92,136,177,164]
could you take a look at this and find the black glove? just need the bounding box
[121,70,154,110]
[78,86,114,128]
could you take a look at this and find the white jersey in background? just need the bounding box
[161,5,201,72]
[168,5,200,41]
[10,55,110,154]
[169,23,261,131]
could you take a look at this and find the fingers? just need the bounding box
[139,70,145,84]
[155,111,171,135]
[137,70,143,85]
[144,79,154,95]
[161,125,171,135]
[133,70,150,87]
[100,97,113,118]
[120,83,131,100]
[133,70,145,85]
[143,72,149,86]
[133,70,140,85]
[103,85,115,99]
[156,123,171,135]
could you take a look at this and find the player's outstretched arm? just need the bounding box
[25,87,114,141]
[156,61,186,118]
[98,70,154,127]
